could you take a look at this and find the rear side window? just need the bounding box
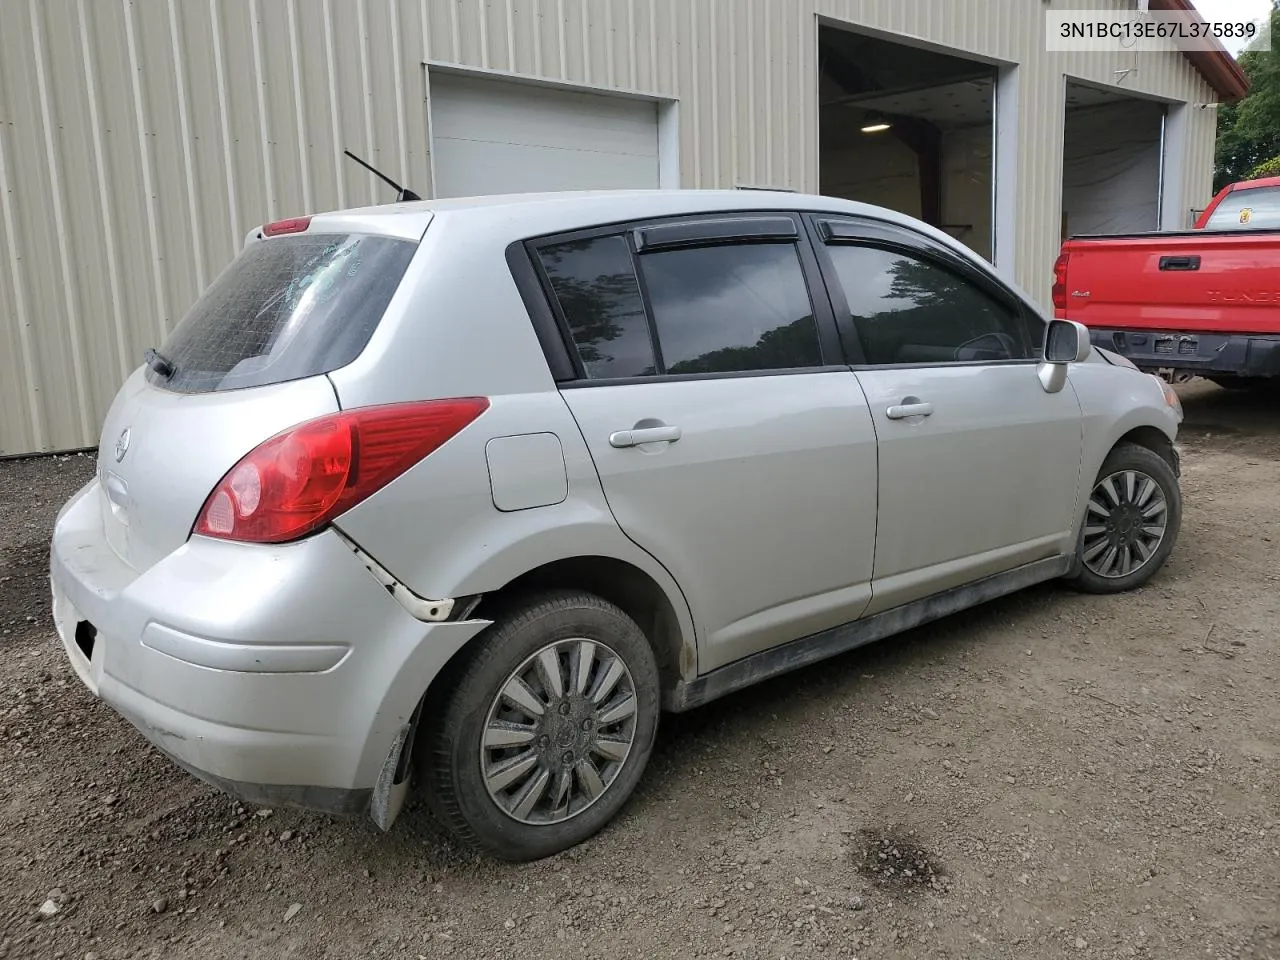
[826,244,1031,365]
[1204,186,1280,229]
[637,243,822,375]
[536,231,822,379]
[537,237,657,379]
[150,233,417,393]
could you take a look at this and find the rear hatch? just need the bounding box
[96,222,422,572]
[1059,231,1280,336]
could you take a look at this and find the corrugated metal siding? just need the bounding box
[422,0,817,193]
[0,0,1220,455]
[0,0,432,455]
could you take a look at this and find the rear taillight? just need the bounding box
[194,398,489,543]
[1051,252,1070,315]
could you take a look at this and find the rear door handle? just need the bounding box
[1158,255,1200,271]
[885,401,933,420]
[609,425,682,448]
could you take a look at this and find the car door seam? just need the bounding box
[848,368,882,604]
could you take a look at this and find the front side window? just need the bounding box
[538,236,656,380]
[1204,186,1280,230]
[826,244,1031,365]
[637,242,823,375]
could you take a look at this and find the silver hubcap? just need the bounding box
[480,638,638,825]
[1082,469,1168,579]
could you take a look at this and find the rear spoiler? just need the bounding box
[243,150,426,249]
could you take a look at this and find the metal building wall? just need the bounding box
[0,0,434,457]
[0,0,1219,456]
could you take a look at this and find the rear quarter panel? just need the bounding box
[330,391,700,679]
[327,210,562,402]
[325,212,698,677]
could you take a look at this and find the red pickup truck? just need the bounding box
[1055,176,1280,387]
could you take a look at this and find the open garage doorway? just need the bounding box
[818,25,998,261]
[1060,82,1166,237]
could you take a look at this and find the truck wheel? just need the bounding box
[419,590,660,862]
[1209,375,1272,391]
[1072,442,1181,594]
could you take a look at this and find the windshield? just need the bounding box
[148,233,417,393]
[1203,186,1280,230]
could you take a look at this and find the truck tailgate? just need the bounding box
[1060,231,1280,336]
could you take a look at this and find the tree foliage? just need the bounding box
[1214,0,1280,190]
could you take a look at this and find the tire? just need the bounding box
[1209,375,1276,392]
[1071,442,1181,595]
[419,589,660,862]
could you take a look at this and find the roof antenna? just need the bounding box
[343,150,422,202]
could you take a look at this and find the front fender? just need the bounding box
[1069,364,1180,533]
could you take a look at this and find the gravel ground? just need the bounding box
[1,380,1277,960]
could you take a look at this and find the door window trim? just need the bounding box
[505,241,581,381]
[511,211,847,385]
[804,214,1046,369]
[633,216,800,252]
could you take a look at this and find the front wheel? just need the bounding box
[419,590,660,861]
[1072,442,1181,594]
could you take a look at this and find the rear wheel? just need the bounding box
[1072,442,1181,594]
[419,590,660,861]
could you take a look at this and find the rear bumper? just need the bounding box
[49,479,488,817]
[1088,328,1280,378]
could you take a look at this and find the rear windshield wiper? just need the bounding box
[144,347,176,380]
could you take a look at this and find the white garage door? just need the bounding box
[429,74,661,198]
[1062,100,1165,235]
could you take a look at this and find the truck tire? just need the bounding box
[1209,375,1273,391]
[1072,442,1181,594]
[419,590,660,862]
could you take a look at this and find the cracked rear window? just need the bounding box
[148,233,416,393]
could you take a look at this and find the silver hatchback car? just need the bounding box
[50,191,1183,861]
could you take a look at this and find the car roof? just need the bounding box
[300,189,1046,316]
[307,188,992,271]
[1231,176,1280,192]
[330,188,844,218]
[310,189,885,235]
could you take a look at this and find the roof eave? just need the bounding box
[1149,0,1251,102]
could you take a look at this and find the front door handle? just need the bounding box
[885,401,933,420]
[609,425,682,448]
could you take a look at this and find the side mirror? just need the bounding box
[1045,319,1092,364]
[1039,319,1092,393]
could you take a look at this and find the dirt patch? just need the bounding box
[1,540,55,638]
[0,384,1278,960]
[855,827,946,896]
[0,454,95,645]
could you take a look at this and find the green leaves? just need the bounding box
[1214,1,1280,190]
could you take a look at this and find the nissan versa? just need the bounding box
[50,191,1184,861]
